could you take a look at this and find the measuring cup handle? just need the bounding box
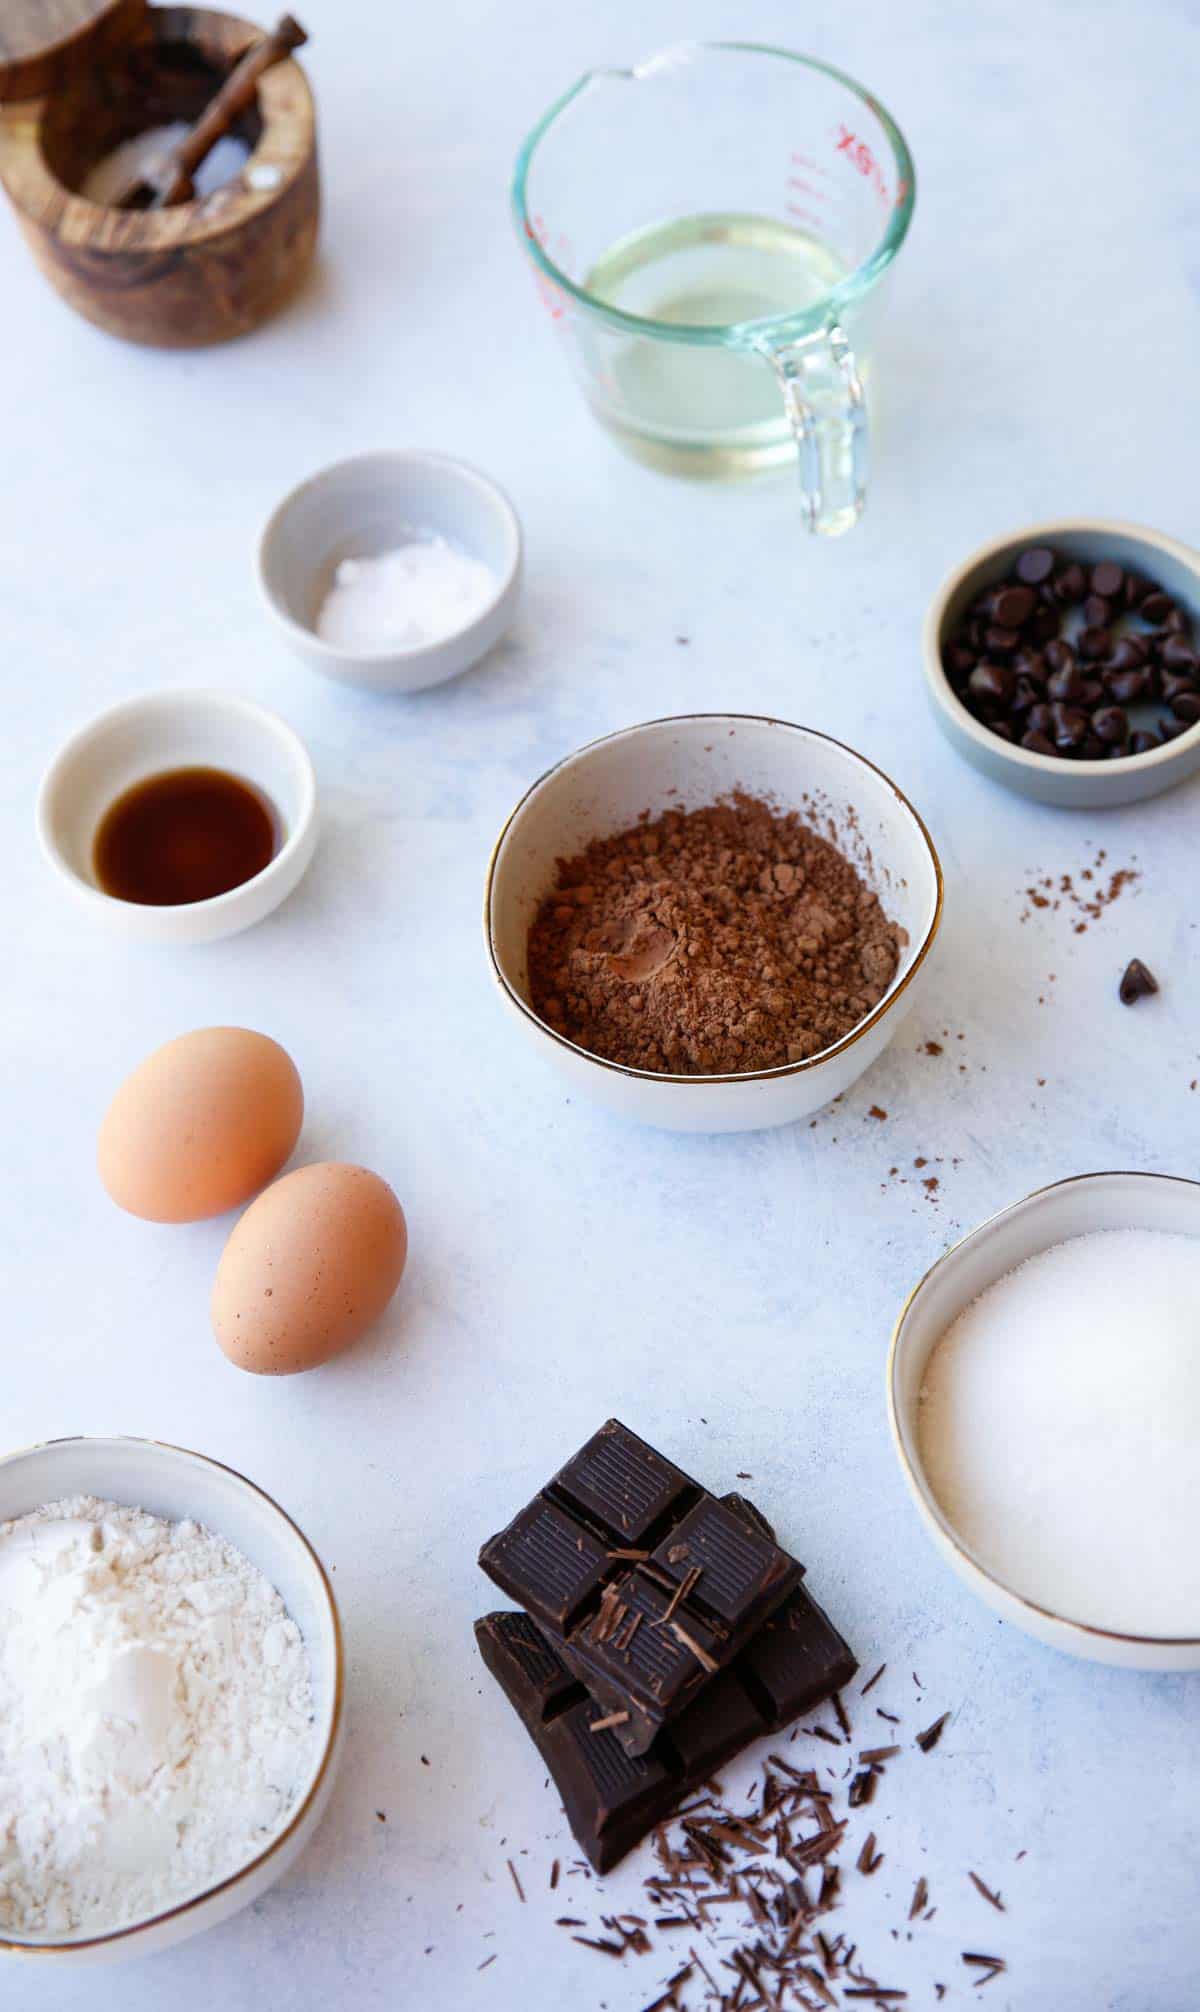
[758,322,867,537]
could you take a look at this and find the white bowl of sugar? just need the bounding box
[888,1171,1200,1669]
[0,1436,343,1964]
[257,450,523,694]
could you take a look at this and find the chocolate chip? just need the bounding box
[1021,729,1056,755]
[1140,590,1173,622]
[1161,672,1197,705]
[1026,703,1053,737]
[1050,702,1088,749]
[1164,607,1189,634]
[968,661,1015,707]
[992,585,1035,629]
[1078,626,1112,661]
[1090,560,1124,599]
[1015,547,1055,585]
[1012,648,1047,684]
[1091,705,1128,744]
[1119,958,1158,1005]
[989,720,1015,742]
[944,644,978,679]
[1046,664,1082,703]
[984,625,1020,656]
[1044,638,1076,674]
[1053,562,1087,603]
[1031,607,1061,643]
[1104,667,1147,705]
[1105,635,1149,672]
[1129,730,1160,754]
[1161,634,1200,671]
[1082,594,1112,629]
[1171,691,1200,724]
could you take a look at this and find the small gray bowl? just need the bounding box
[924,518,1200,807]
[257,451,522,695]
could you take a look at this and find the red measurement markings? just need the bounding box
[832,123,897,206]
[790,150,830,176]
[786,176,828,203]
[527,211,570,320]
[785,204,822,231]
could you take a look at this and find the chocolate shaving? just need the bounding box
[848,1770,876,1808]
[860,1664,886,1695]
[833,1692,852,1738]
[916,1711,949,1753]
[549,1859,559,1890]
[909,1877,929,1921]
[589,1710,631,1733]
[875,1709,900,1724]
[802,1724,842,1746]
[858,1746,900,1764]
[477,1954,496,1971]
[669,1621,719,1673]
[572,1934,625,1956]
[657,1565,704,1630]
[507,1858,525,1902]
[855,1833,883,1875]
[968,1871,1005,1912]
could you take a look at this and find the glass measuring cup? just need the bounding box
[513,42,915,536]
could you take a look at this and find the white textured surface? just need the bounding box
[3,1,1199,2005]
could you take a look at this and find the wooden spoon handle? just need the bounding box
[153,14,307,207]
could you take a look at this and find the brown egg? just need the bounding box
[212,1163,408,1375]
[99,1028,303,1223]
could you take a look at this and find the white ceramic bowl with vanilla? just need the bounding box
[889,1171,1200,1670]
[486,714,943,1133]
[0,1436,343,1965]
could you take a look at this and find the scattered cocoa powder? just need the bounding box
[526,794,905,1076]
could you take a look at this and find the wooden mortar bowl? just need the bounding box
[0,5,318,347]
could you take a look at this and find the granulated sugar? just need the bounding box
[918,1230,1200,1635]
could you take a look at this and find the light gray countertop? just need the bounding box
[4,1,1199,2006]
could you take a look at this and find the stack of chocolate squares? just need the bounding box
[476,1419,857,1872]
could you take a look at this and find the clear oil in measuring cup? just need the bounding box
[582,212,850,474]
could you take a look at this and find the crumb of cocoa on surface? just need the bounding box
[526,793,905,1075]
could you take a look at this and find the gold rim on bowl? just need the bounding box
[0,1434,345,1958]
[484,712,944,1086]
[887,1170,1200,1650]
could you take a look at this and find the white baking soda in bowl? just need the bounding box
[918,1229,1200,1637]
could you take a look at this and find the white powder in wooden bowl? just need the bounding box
[918,1229,1200,1636]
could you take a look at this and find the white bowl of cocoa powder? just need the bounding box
[485,715,943,1133]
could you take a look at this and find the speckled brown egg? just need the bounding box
[98,1027,304,1222]
[211,1162,408,1374]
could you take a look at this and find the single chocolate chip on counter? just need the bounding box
[1090,560,1124,599]
[1016,546,1055,585]
[1118,958,1159,1005]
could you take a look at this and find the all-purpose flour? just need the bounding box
[0,1496,316,1938]
[918,1228,1200,1636]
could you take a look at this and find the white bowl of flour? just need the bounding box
[0,1438,343,1963]
[888,1171,1200,1670]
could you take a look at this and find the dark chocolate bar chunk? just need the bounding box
[476,1579,855,1873]
[479,1421,802,1754]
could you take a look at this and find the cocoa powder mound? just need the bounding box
[526,793,906,1075]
